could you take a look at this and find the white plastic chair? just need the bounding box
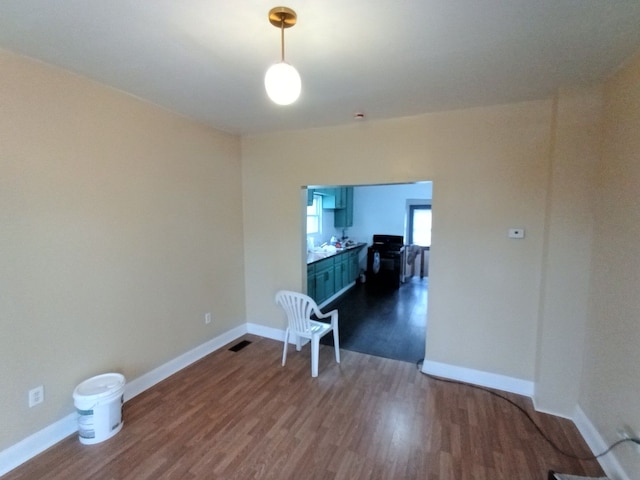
[275,290,340,377]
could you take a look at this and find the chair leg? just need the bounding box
[333,324,340,364]
[311,334,319,377]
[295,334,302,351]
[282,328,289,366]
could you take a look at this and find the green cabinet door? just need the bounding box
[333,254,344,292]
[349,250,360,281]
[308,249,362,304]
[334,187,354,228]
[307,263,316,299]
[333,187,347,209]
[334,255,345,292]
[314,257,335,304]
[315,188,337,208]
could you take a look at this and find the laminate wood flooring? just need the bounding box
[3,335,605,480]
[321,277,428,364]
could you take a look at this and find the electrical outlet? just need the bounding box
[205,312,212,325]
[28,386,44,407]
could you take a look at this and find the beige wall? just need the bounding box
[581,52,640,474]
[0,49,246,450]
[242,100,553,381]
[243,83,640,474]
[5,37,640,476]
[534,87,602,416]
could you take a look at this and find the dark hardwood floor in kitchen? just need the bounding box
[3,335,604,480]
[321,276,428,364]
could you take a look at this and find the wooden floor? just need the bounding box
[321,277,428,363]
[3,335,604,480]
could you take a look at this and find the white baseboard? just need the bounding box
[421,359,535,397]
[0,324,249,477]
[530,398,575,421]
[419,362,631,480]
[572,406,630,480]
[0,412,77,478]
[15,328,619,480]
[247,322,310,347]
[246,322,285,342]
[124,323,247,401]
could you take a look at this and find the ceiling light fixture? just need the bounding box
[264,6,301,106]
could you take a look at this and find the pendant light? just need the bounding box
[265,6,301,105]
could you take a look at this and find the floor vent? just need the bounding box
[229,340,252,352]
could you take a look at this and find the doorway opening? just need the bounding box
[304,181,432,364]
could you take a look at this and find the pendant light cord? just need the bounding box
[280,18,285,62]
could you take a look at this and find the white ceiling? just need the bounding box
[1,1,640,135]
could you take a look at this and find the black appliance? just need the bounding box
[367,234,405,289]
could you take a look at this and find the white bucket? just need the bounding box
[73,373,125,445]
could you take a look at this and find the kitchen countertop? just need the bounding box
[306,242,367,265]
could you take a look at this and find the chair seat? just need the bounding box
[276,290,340,377]
[308,320,331,334]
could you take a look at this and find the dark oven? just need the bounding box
[366,234,405,289]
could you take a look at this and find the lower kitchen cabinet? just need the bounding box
[349,250,360,282]
[335,254,350,292]
[307,245,365,305]
[313,257,335,304]
[307,263,316,300]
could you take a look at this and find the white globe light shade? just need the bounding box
[264,62,301,105]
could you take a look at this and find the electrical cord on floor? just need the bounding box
[415,358,640,460]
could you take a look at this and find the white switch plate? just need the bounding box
[508,228,525,239]
[205,312,212,324]
[28,386,44,407]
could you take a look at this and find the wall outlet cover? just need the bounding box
[28,386,44,407]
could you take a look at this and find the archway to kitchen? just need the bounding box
[303,181,432,364]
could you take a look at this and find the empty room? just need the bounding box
[1,2,640,479]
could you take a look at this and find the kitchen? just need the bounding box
[305,182,432,362]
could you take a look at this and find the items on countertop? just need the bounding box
[307,241,366,264]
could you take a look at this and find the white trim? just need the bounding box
[14,327,623,480]
[530,399,574,420]
[246,322,285,342]
[124,324,247,401]
[572,406,630,480]
[248,322,310,347]
[421,361,633,479]
[0,324,248,477]
[0,413,77,477]
[421,359,534,397]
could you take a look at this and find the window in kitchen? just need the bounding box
[306,194,322,234]
[408,205,431,247]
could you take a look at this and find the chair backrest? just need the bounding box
[275,290,319,334]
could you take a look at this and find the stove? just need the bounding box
[367,234,405,289]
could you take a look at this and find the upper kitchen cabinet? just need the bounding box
[308,187,337,207]
[307,186,354,227]
[318,188,337,208]
[329,187,349,209]
[334,187,354,227]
